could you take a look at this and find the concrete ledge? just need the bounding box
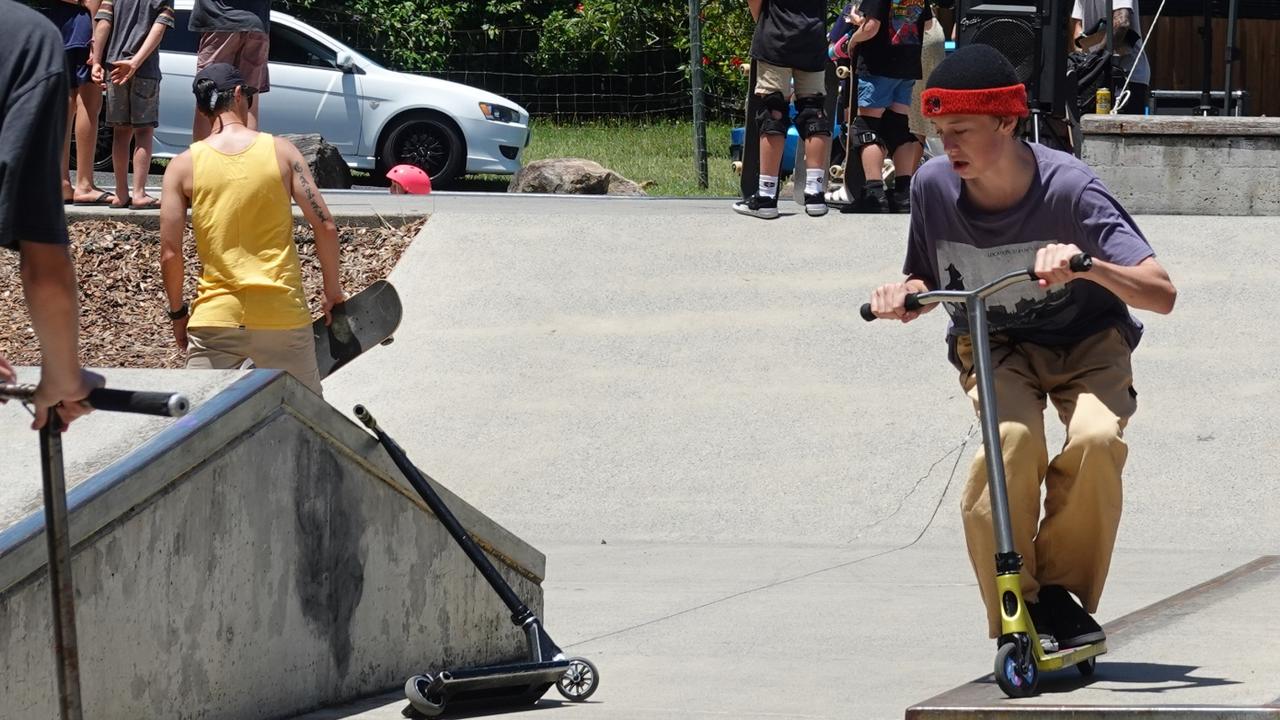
[905,556,1280,720]
[0,370,545,719]
[1082,116,1280,215]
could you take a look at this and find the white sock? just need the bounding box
[805,168,825,196]
[758,174,778,199]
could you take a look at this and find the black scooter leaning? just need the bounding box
[861,254,1106,698]
[353,405,599,718]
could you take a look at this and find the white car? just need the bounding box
[85,1,531,186]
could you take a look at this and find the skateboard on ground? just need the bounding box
[313,279,403,380]
[737,59,762,200]
[793,60,842,205]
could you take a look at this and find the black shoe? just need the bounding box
[1026,601,1060,653]
[852,183,889,214]
[1038,585,1106,648]
[804,192,828,217]
[890,175,913,214]
[733,193,779,219]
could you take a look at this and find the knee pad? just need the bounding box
[880,110,919,155]
[793,95,831,139]
[755,91,790,136]
[850,114,883,155]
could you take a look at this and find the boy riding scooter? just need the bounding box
[868,45,1176,670]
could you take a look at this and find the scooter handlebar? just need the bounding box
[0,384,189,417]
[861,254,1091,322]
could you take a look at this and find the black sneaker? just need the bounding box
[1026,600,1060,653]
[851,183,889,214]
[804,192,828,217]
[889,187,912,214]
[1038,585,1106,648]
[733,193,779,219]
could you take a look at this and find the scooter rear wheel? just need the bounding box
[556,657,599,702]
[994,642,1039,698]
[1077,656,1097,677]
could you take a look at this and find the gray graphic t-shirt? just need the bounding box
[903,142,1154,356]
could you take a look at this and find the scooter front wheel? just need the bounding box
[556,657,599,702]
[994,642,1039,698]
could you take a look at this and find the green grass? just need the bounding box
[461,119,742,197]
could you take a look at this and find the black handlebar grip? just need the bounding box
[860,303,876,322]
[1070,254,1094,273]
[904,294,922,311]
[86,388,189,417]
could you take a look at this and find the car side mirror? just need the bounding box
[336,51,357,73]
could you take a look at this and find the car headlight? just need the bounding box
[479,103,520,123]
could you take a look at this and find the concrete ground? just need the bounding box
[9,193,1279,719]
[309,196,1279,718]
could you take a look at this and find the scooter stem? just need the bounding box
[967,299,1018,562]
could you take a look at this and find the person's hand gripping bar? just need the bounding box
[861,253,1093,322]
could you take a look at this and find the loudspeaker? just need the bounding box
[956,1,1069,115]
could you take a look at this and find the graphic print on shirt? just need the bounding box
[891,0,927,45]
[935,238,1072,332]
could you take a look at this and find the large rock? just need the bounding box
[508,158,646,196]
[280,133,353,189]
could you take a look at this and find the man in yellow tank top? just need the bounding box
[158,63,344,395]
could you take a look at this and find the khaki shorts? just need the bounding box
[187,325,322,395]
[105,76,159,127]
[754,60,826,98]
[197,31,270,92]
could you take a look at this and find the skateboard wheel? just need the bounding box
[731,161,743,175]
[836,66,851,79]
[829,165,844,179]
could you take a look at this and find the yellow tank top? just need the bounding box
[189,133,311,330]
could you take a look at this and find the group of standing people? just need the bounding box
[2,0,345,426]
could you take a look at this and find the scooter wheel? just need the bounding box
[556,656,599,702]
[994,642,1039,698]
[404,675,445,718]
[1077,656,1097,677]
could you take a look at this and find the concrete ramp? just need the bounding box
[907,556,1280,719]
[0,370,545,720]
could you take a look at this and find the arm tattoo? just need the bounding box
[291,160,330,223]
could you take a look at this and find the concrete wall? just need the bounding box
[1082,115,1280,215]
[0,371,545,720]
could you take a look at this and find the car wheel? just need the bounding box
[380,113,465,188]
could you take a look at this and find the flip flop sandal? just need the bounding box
[74,191,118,207]
[127,197,161,211]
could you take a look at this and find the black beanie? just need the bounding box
[921,44,1029,118]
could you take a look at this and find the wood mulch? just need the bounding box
[0,219,424,369]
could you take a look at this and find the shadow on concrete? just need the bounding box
[1031,663,1243,695]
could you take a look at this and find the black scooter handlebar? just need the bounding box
[860,253,1092,322]
[0,384,189,417]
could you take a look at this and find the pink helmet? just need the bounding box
[387,164,432,194]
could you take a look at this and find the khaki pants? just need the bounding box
[755,60,827,97]
[187,325,323,396]
[955,327,1136,637]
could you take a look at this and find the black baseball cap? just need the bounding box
[192,63,257,93]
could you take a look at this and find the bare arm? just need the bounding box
[281,142,344,314]
[1035,247,1176,315]
[747,0,762,22]
[851,17,880,44]
[19,241,100,428]
[159,153,192,347]
[109,6,174,83]
[90,9,111,66]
